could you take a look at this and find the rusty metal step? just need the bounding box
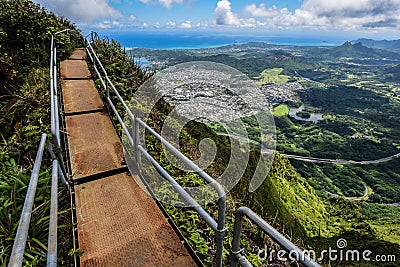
[75,173,197,267]
[60,60,91,79]
[62,79,104,114]
[69,48,87,60]
[65,112,124,180]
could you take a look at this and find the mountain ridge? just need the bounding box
[323,41,400,60]
[351,38,400,53]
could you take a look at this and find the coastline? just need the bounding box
[93,29,347,50]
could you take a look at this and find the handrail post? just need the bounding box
[53,46,61,146]
[106,78,110,100]
[230,207,251,267]
[47,160,59,267]
[50,36,55,137]
[134,118,141,173]
[230,207,321,267]
[8,134,47,267]
[46,140,68,188]
[50,36,69,186]
[215,195,227,267]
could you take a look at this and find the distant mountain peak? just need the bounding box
[324,40,400,60]
[341,41,353,47]
[338,41,365,50]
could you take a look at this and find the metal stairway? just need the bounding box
[61,49,197,267]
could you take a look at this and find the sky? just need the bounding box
[32,0,400,39]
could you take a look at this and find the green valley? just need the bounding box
[131,40,400,264]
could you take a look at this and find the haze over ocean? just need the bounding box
[97,29,349,50]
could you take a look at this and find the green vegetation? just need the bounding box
[0,0,80,88]
[0,0,80,265]
[370,220,400,245]
[272,104,289,117]
[131,39,400,265]
[278,84,400,203]
[0,155,72,266]
[255,68,290,85]
[361,202,400,220]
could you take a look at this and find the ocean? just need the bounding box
[96,29,349,50]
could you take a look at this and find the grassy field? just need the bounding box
[256,68,290,85]
[370,220,400,245]
[272,104,290,116]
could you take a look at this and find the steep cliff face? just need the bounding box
[232,152,329,239]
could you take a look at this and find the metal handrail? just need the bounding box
[8,138,61,267]
[230,207,321,267]
[48,29,81,267]
[50,30,73,188]
[8,134,48,267]
[47,160,59,267]
[85,33,227,267]
[9,29,76,266]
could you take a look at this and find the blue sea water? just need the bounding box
[97,29,348,50]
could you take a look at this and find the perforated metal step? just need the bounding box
[75,173,196,267]
[65,111,124,180]
[62,79,104,114]
[62,50,197,266]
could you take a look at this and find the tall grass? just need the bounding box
[0,155,51,266]
[0,153,73,266]
[0,68,50,164]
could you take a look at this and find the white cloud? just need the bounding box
[243,0,400,30]
[128,14,136,21]
[159,0,183,8]
[33,0,122,23]
[214,0,240,25]
[180,20,192,28]
[96,20,122,29]
[167,21,177,27]
[244,4,278,18]
[139,0,183,8]
[302,0,398,18]
[239,18,257,28]
[301,0,400,29]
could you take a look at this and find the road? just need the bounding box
[280,152,400,165]
[325,184,369,201]
[385,202,400,207]
[219,133,400,165]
